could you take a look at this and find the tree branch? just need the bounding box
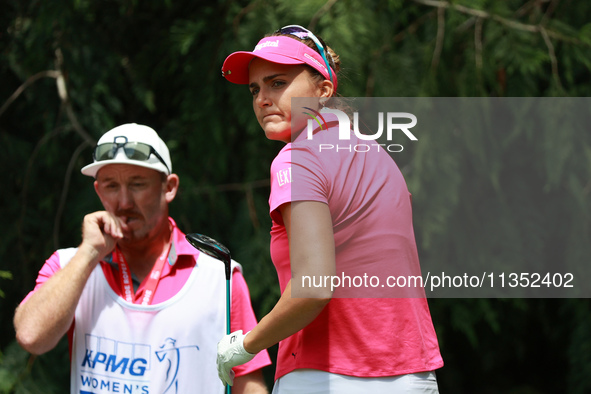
[232,0,261,37]
[191,179,269,194]
[540,0,560,26]
[0,70,60,118]
[475,17,484,81]
[245,184,260,230]
[1,49,95,148]
[514,0,550,17]
[431,6,446,71]
[412,0,584,45]
[54,48,96,146]
[365,10,436,95]
[539,25,565,92]
[308,0,339,32]
[17,127,64,270]
[189,179,269,231]
[53,140,93,249]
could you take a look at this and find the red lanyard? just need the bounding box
[113,240,171,305]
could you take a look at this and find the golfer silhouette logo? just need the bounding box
[156,338,200,393]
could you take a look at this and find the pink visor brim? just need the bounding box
[222,36,337,90]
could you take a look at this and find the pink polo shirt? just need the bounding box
[269,117,443,380]
[23,217,271,377]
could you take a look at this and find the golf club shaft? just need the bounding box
[226,277,231,394]
[184,234,233,393]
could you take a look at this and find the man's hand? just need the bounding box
[80,211,125,263]
[217,330,256,386]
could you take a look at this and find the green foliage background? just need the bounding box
[1,0,590,392]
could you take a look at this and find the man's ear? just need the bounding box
[164,174,180,203]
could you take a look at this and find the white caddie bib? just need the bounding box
[57,248,237,394]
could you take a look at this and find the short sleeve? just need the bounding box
[291,142,329,204]
[269,141,330,226]
[20,250,63,304]
[269,144,293,224]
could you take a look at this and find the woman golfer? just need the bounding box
[216,25,443,393]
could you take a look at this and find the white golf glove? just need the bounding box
[217,330,256,386]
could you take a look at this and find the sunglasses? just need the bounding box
[276,25,333,84]
[93,136,170,174]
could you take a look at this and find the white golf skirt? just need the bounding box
[272,369,439,394]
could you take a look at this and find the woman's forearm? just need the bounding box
[243,279,330,353]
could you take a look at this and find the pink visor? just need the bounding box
[222,36,338,90]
